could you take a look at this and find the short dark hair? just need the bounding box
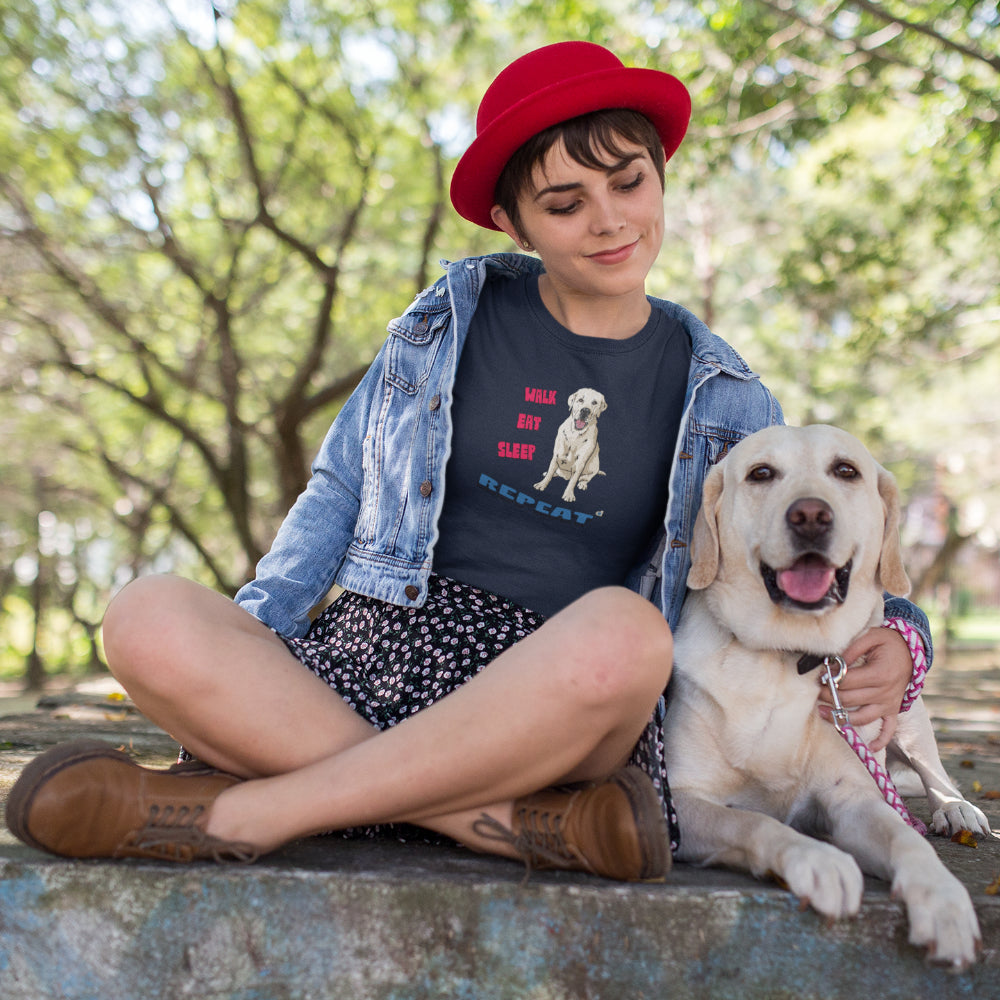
[493,108,666,238]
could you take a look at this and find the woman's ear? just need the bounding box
[490,205,528,249]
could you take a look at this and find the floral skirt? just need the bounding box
[280,574,678,851]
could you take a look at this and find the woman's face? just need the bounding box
[491,136,665,306]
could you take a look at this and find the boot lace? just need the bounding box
[472,805,587,879]
[121,803,260,863]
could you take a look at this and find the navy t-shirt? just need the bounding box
[432,274,691,617]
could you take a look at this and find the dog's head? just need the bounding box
[567,388,607,430]
[687,425,909,653]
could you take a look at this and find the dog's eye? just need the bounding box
[832,462,860,480]
[747,465,775,482]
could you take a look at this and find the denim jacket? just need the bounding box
[236,253,931,663]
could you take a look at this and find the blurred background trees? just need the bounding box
[1,0,997,684]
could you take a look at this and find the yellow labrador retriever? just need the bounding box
[664,424,989,970]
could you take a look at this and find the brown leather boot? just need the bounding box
[473,766,670,881]
[5,739,259,863]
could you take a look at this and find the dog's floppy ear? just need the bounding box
[687,463,725,590]
[876,464,910,597]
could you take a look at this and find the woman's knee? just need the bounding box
[102,575,212,683]
[551,587,673,706]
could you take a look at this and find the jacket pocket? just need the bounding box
[384,313,449,394]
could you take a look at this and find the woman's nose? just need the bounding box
[588,195,625,235]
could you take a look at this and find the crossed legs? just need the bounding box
[101,576,673,858]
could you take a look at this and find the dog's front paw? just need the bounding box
[560,488,576,502]
[776,840,864,920]
[894,868,980,970]
[930,798,993,838]
[533,480,548,492]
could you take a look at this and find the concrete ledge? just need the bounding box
[2,660,1000,999]
[2,836,999,1000]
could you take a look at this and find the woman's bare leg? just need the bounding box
[103,576,376,778]
[103,576,673,856]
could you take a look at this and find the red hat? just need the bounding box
[450,41,691,230]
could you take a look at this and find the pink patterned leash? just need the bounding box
[819,653,928,835]
[882,617,929,711]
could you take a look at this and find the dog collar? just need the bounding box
[797,652,833,674]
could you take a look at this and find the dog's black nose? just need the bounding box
[786,497,833,543]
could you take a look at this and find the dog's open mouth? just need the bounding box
[574,418,587,430]
[761,555,852,609]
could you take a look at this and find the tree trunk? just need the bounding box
[25,478,47,691]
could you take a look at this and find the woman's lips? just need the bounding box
[586,239,639,264]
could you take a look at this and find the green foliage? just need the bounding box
[1,0,997,678]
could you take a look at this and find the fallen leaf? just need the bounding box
[960,760,976,769]
[106,691,126,702]
[765,870,790,891]
[986,875,1000,896]
[952,829,978,848]
[973,780,983,793]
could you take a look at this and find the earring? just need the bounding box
[521,240,534,252]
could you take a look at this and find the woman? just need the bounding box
[5,42,930,881]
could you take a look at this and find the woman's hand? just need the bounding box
[817,626,913,752]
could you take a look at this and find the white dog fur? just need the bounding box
[664,424,990,970]
[534,388,607,503]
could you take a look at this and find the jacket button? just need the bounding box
[405,585,419,601]
[419,479,433,497]
[428,394,441,411]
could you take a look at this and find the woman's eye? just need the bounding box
[547,202,579,215]
[619,172,644,191]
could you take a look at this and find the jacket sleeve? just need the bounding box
[233,343,388,637]
[883,595,935,672]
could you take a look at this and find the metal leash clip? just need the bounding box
[819,655,849,733]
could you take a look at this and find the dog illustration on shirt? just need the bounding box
[534,388,607,503]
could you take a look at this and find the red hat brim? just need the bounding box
[450,64,691,230]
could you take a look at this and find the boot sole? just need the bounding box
[612,766,672,881]
[4,738,138,853]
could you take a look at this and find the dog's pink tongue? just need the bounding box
[574,419,586,430]
[777,561,835,603]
